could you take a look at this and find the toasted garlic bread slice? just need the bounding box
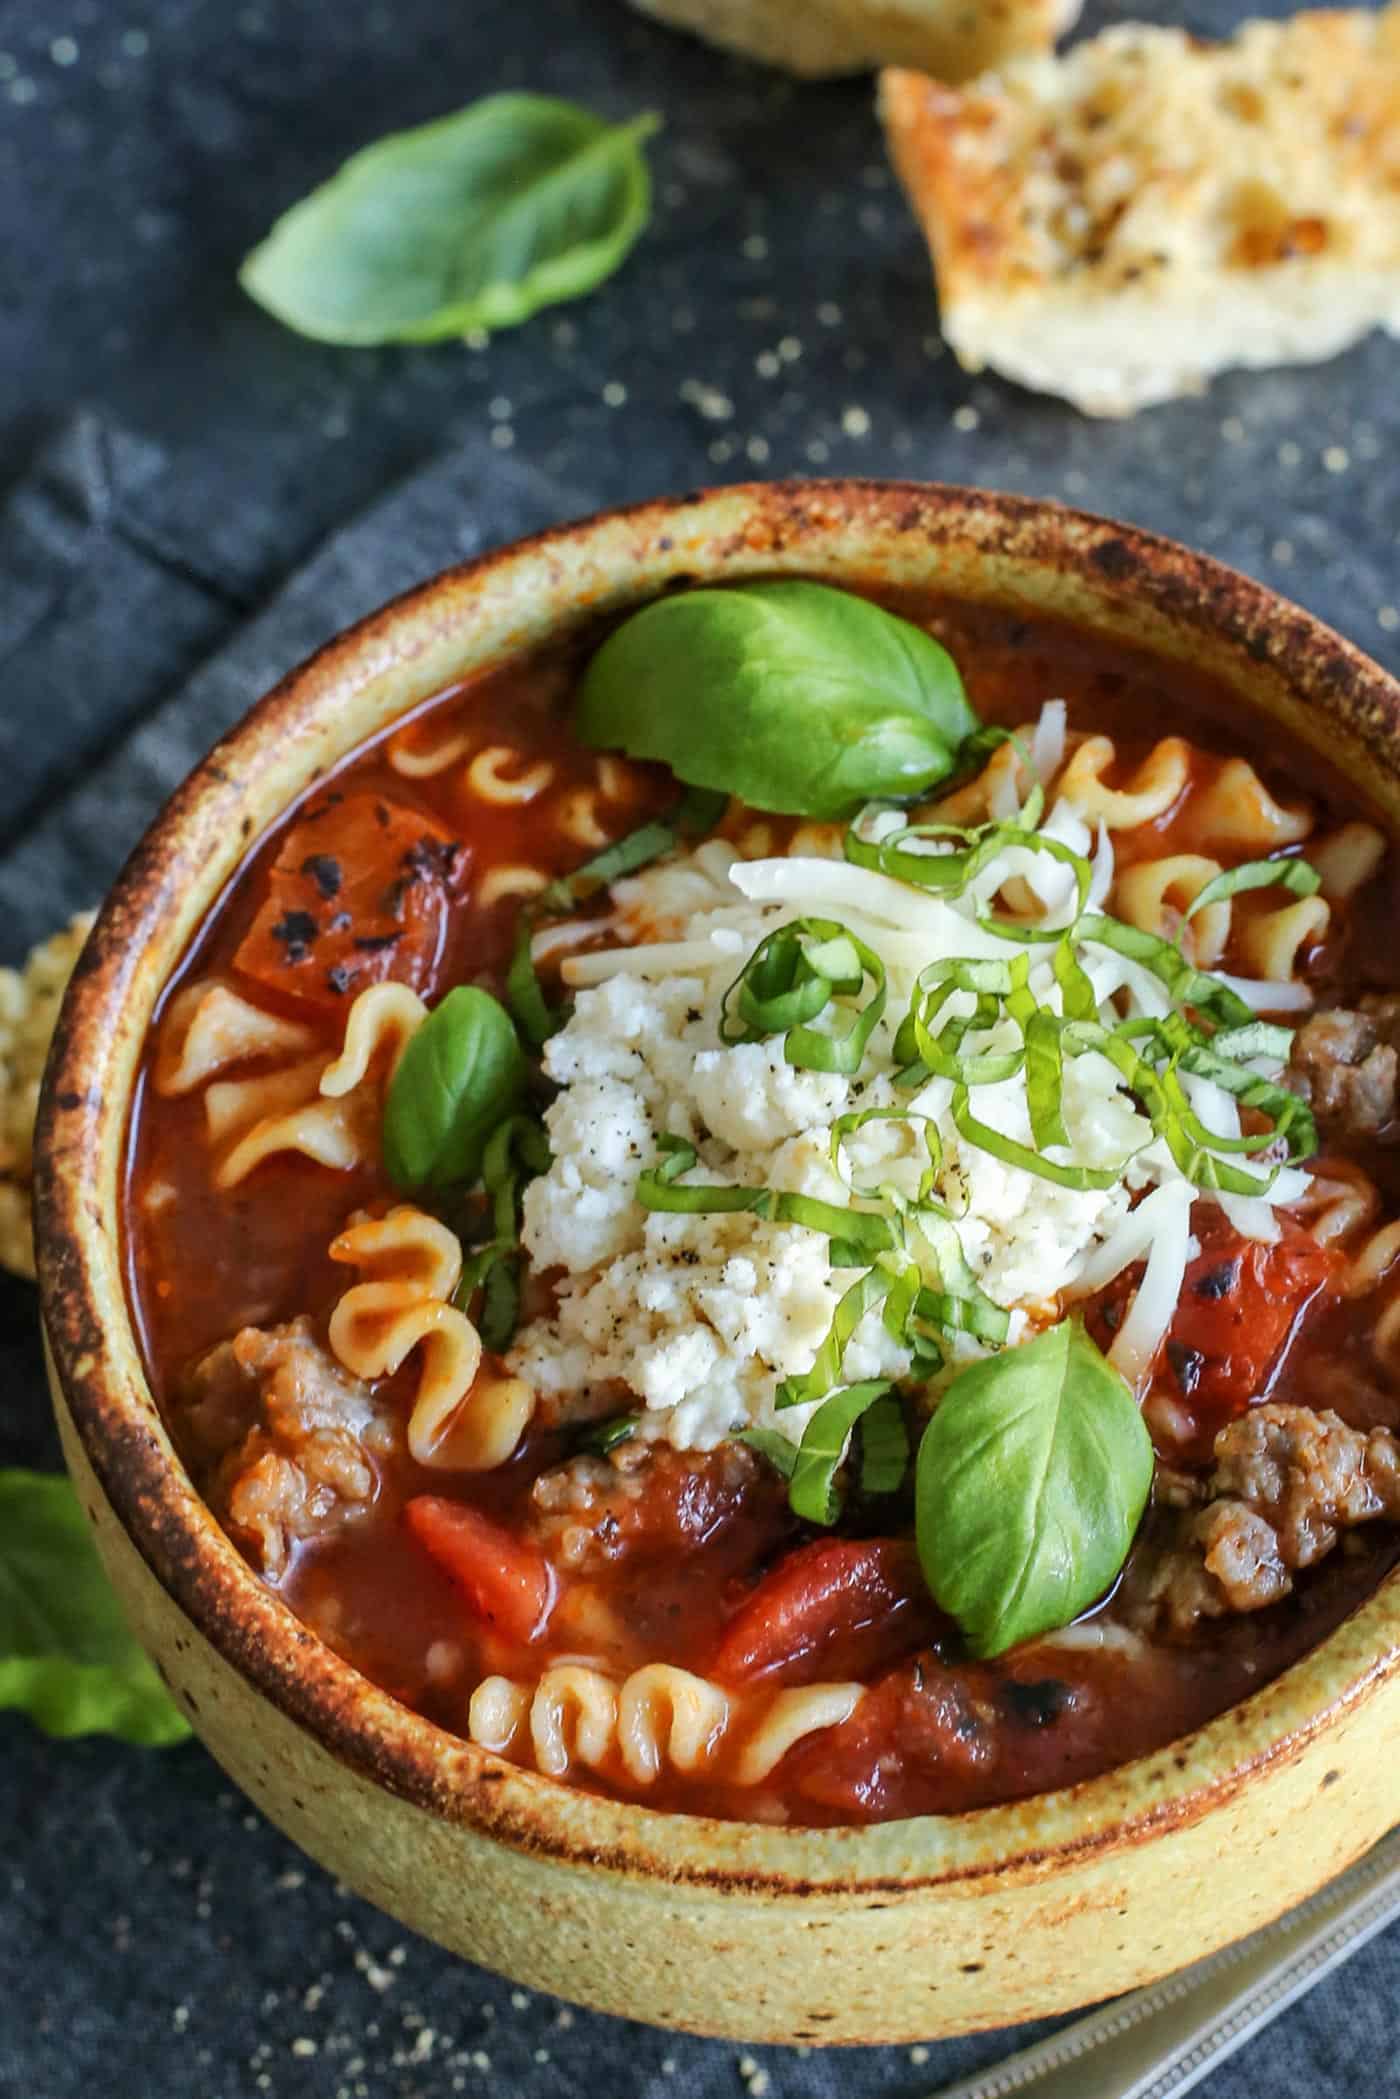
[881,8,1400,415]
[0,914,93,1280]
[627,0,1080,81]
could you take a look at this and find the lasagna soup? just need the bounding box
[126,582,1400,1826]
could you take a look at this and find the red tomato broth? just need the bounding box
[124,587,1400,1826]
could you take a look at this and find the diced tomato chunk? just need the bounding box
[790,1652,1130,1820]
[234,792,464,1013]
[404,1496,555,1643]
[789,1655,999,1818]
[710,1537,935,1687]
[1153,1212,1340,1459]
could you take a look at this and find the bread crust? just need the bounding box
[881,8,1400,414]
[627,0,1079,81]
[0,914,93,1279]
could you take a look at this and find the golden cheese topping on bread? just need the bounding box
[627,0,1080,81]
[881,7,1400,415]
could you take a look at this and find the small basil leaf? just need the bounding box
[383,986,527,1190]
[240,95,659,346]
[577,581,980,820]
[915,1320,1152,1658]
[0,1471,191,1745]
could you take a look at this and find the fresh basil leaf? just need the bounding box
[383,986,527,1190]
[1185,855,1321,919]
[240,95,659,346]
[578,581,980,820]
[0,1471,191,1745]
[915,1320,1152,1658]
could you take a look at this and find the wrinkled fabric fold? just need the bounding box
[0,415,588,958]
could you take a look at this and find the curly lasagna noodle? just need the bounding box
[126,586,1400,1824]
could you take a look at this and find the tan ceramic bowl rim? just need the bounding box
[35,478,1400,1897]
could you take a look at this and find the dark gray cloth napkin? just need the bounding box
[1,415,1394,2099]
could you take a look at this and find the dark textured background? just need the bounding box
[1,1,1397,2093]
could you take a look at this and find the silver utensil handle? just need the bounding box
[930,1827,1400,2099]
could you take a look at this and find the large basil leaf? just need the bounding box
[915,1320,1151,1657]
[240,94,659,346]
[0,1471,191,1745]
[576,581,980,820]
[383,986,527,1190]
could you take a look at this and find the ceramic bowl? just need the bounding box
[34,480,1400,2042]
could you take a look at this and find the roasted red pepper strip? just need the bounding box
[234,792,463,1013]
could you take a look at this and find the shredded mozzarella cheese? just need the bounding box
[510,801,1312,1452]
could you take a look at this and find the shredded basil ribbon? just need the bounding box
[733,1425,798,1478]
[858,1393,911,1496]
[829,1104,942,1204]
[949,1085,1121,1192]
[507,785,726,1047]
[452,1113,550,1349]
[1185,854,1322,919]
[639,1136,1009,1419]
[637,1132,890,1244]
[843,739,1091,947]
[787,1380,898,1525]
[638,1138,1008,1314]
[776,1265,906,1411]
[1077,913,1257,1028]
[740,1397,909,1519]
[574,1411,642,1457]
[631,750,1317,1542]
[720,916,887,1074]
